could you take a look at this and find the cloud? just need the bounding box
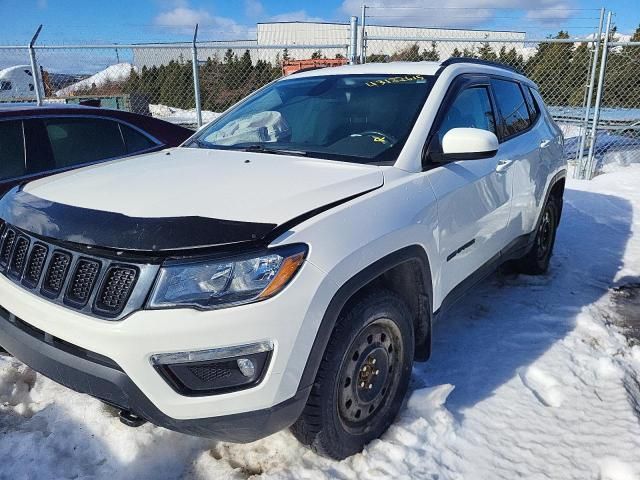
[154,6,212,28]
[241,0,326,23]
[269,10,326,23]
[153,4,252,38]
[525,3,574,23]
[340,0,577,28]
[244,0,266,19]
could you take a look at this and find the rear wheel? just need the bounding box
[291,290,414,459]
[516,195,559,275]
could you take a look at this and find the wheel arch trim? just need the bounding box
[297,245,433,392]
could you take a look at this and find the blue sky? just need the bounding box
[1,0,638,44]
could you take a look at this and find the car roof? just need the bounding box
[0,103,94,113]
[287,61,443,78]
[283,58,535,87]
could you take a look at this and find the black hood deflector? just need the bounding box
[0,187,277,252]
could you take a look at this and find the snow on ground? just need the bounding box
[2,166,640,479]
[558,122,583,139]
[55,63,136,96]
[149,104,221,127]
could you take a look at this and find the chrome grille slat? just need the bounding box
[0,222,160,321]
[23,243,49,288]
[0,229,16,265]
[8,236,30,278]
[95,266,139,316]
[42,251,72,297]
[65,258,101,307]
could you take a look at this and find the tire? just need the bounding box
[291,289,414,459]
[516,195,559,275]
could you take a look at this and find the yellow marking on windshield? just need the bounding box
[372,136,387,143]
[366,75,425,87]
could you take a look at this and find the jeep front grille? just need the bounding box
[0,223,160,320]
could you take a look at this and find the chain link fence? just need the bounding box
[590,42,640,174]
[0,16,637,179]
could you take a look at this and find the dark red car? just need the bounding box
[0,104,193,197]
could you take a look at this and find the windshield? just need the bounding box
[188,74,434,164]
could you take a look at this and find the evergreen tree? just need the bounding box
[422,42,440,61]
[477,42,497,61]
[525,31,573,106]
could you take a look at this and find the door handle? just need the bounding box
[540,139,552,148]
[495,159,514,173]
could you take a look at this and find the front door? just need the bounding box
[425,77,514,300]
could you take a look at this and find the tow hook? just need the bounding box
[119,410,147,428]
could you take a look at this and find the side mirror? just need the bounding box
[440,128,499,161]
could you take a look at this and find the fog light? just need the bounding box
[237,358,256,377]
[151,342,273,396]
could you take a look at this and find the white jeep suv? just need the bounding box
[0,59,565,459]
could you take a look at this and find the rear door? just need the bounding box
[425,75,514,299]
[490,78,545,238]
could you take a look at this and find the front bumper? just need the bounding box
[0,305,309,441]
[0,257,330,432]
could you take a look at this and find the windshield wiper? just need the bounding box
[239,145,308,157]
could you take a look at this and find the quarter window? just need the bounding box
[522,86,540,124]
[0,120,26,180]
[437,86,496,142]
[44,118,126,168]
[120,124,157,153]
[491,79,532,137]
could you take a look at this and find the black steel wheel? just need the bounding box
[291,289,414,459]
[516,195,559,275]
[337,319,403,430]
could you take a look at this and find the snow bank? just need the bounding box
[55,63,136,96]
[3,166,640,478]
[149,104,221,127]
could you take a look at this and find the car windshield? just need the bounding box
[188,74,434,164]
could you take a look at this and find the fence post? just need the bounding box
[360,4,367,63]
[28,24,44,106]
[191,23,203,128]
[585,11,612,180]
[575,7,605,179]
[349,16,358,64]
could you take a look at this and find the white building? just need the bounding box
[132,21,526,68]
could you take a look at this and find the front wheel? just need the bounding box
[516,195,559,275]
[291,290,414,459]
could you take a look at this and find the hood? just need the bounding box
[0,148,383,252]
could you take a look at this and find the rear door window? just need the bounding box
[44,118,126,168]
[491,79,532,137]
[0,120,26,180]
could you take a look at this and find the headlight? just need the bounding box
[147,244,307,310]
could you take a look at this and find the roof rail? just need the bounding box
[439,57,524,75]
